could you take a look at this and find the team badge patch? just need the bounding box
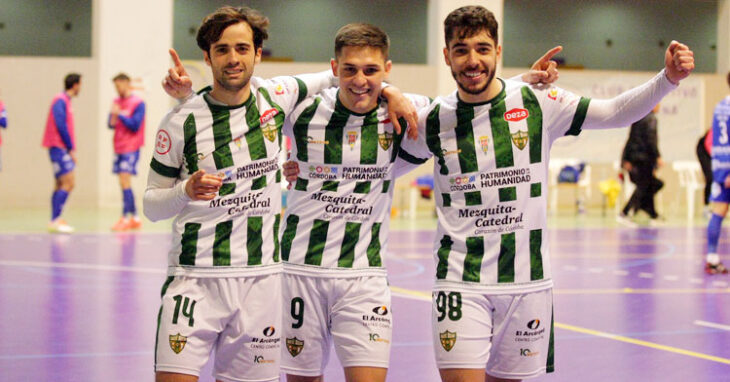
[479,136,489,154]
[286,337,304,357]
[439,331,456,352]
[169,333,187,354]
[378,132,394,150]
[155,130,171,155]
[347,131,358,150]
[548,88,559,100]
[275,84,285,95]
[511,130,529,150]
[262,122,278,142]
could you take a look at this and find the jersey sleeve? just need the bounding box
[260,71,335,115]
[118,102,146,132]
[582,69,676,132]
[149,106,187,179]
[531,84,591,143]
[52,98,74,150]
[143,169,190,221]
[397,104,433,173]
[405,93,433,111]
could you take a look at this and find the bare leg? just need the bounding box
[287,374,323,382]
[344,366,387,382]
[439,368,485,382]
[155,371,198,382]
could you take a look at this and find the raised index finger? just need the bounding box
[169,48,186,72]
[534,46,563,68]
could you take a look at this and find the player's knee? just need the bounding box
[286,374,323,382]
[155,371,199,382]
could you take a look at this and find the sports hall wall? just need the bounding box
[0,0,727,215]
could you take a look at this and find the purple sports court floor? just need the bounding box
[1,226,729,381]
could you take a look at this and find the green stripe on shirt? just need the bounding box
[293,98,321,162]
[521,87,543,164]
[150,157,180,178]
[566,97,591,136]
[213,220,233,266]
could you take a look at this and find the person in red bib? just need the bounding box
[108,73,146,231]
[42,73,81,234]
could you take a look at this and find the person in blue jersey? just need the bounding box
[42,74,82,234]
[706,72,730,274]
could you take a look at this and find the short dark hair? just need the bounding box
[113,73,130,82]
[64,73,81,90]
[444,5,498,47]
[334,23,389,59]
[196,6,269,53]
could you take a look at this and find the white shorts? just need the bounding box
[155,274,282,382]
[281,273,392,376]
[432,288,554,379]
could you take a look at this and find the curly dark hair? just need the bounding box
[444,5,498,47]
[196,6,269,53]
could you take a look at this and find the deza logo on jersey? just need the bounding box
[503,108,529,122]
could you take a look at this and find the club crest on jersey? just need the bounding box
[169,333,187,354]
[275,84,285,95]
[234,137,242,148]
[511,130,529,150]
[439,331,456,352]
[347,131,358,150]
[504,108,529,122]
[548,89,559,100]
[286,337,304,357]
[479,136,489,154]
[262,123,278,142]
[378,132,394,150]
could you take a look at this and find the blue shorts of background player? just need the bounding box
[113,150,140,175]
[710,181,730,204]
[49,147,75,178]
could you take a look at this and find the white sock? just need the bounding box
[707,253,720,265]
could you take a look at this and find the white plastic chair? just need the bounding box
[672,160,703,223]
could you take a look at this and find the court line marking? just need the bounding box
[391,287,730,365]
[556,322,730,365]
[0,351,150,360]
[0,260,165,274]
[694,320,730,332]
[3,261,729,295]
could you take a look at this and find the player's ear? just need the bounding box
[331,58,339,77]
[254,47,262,65]
[443,47,451,67]
[203,50,212,67]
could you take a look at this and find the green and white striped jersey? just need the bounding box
[400,78,590,293]
[281,88,431,277]
[150,75,326,277]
